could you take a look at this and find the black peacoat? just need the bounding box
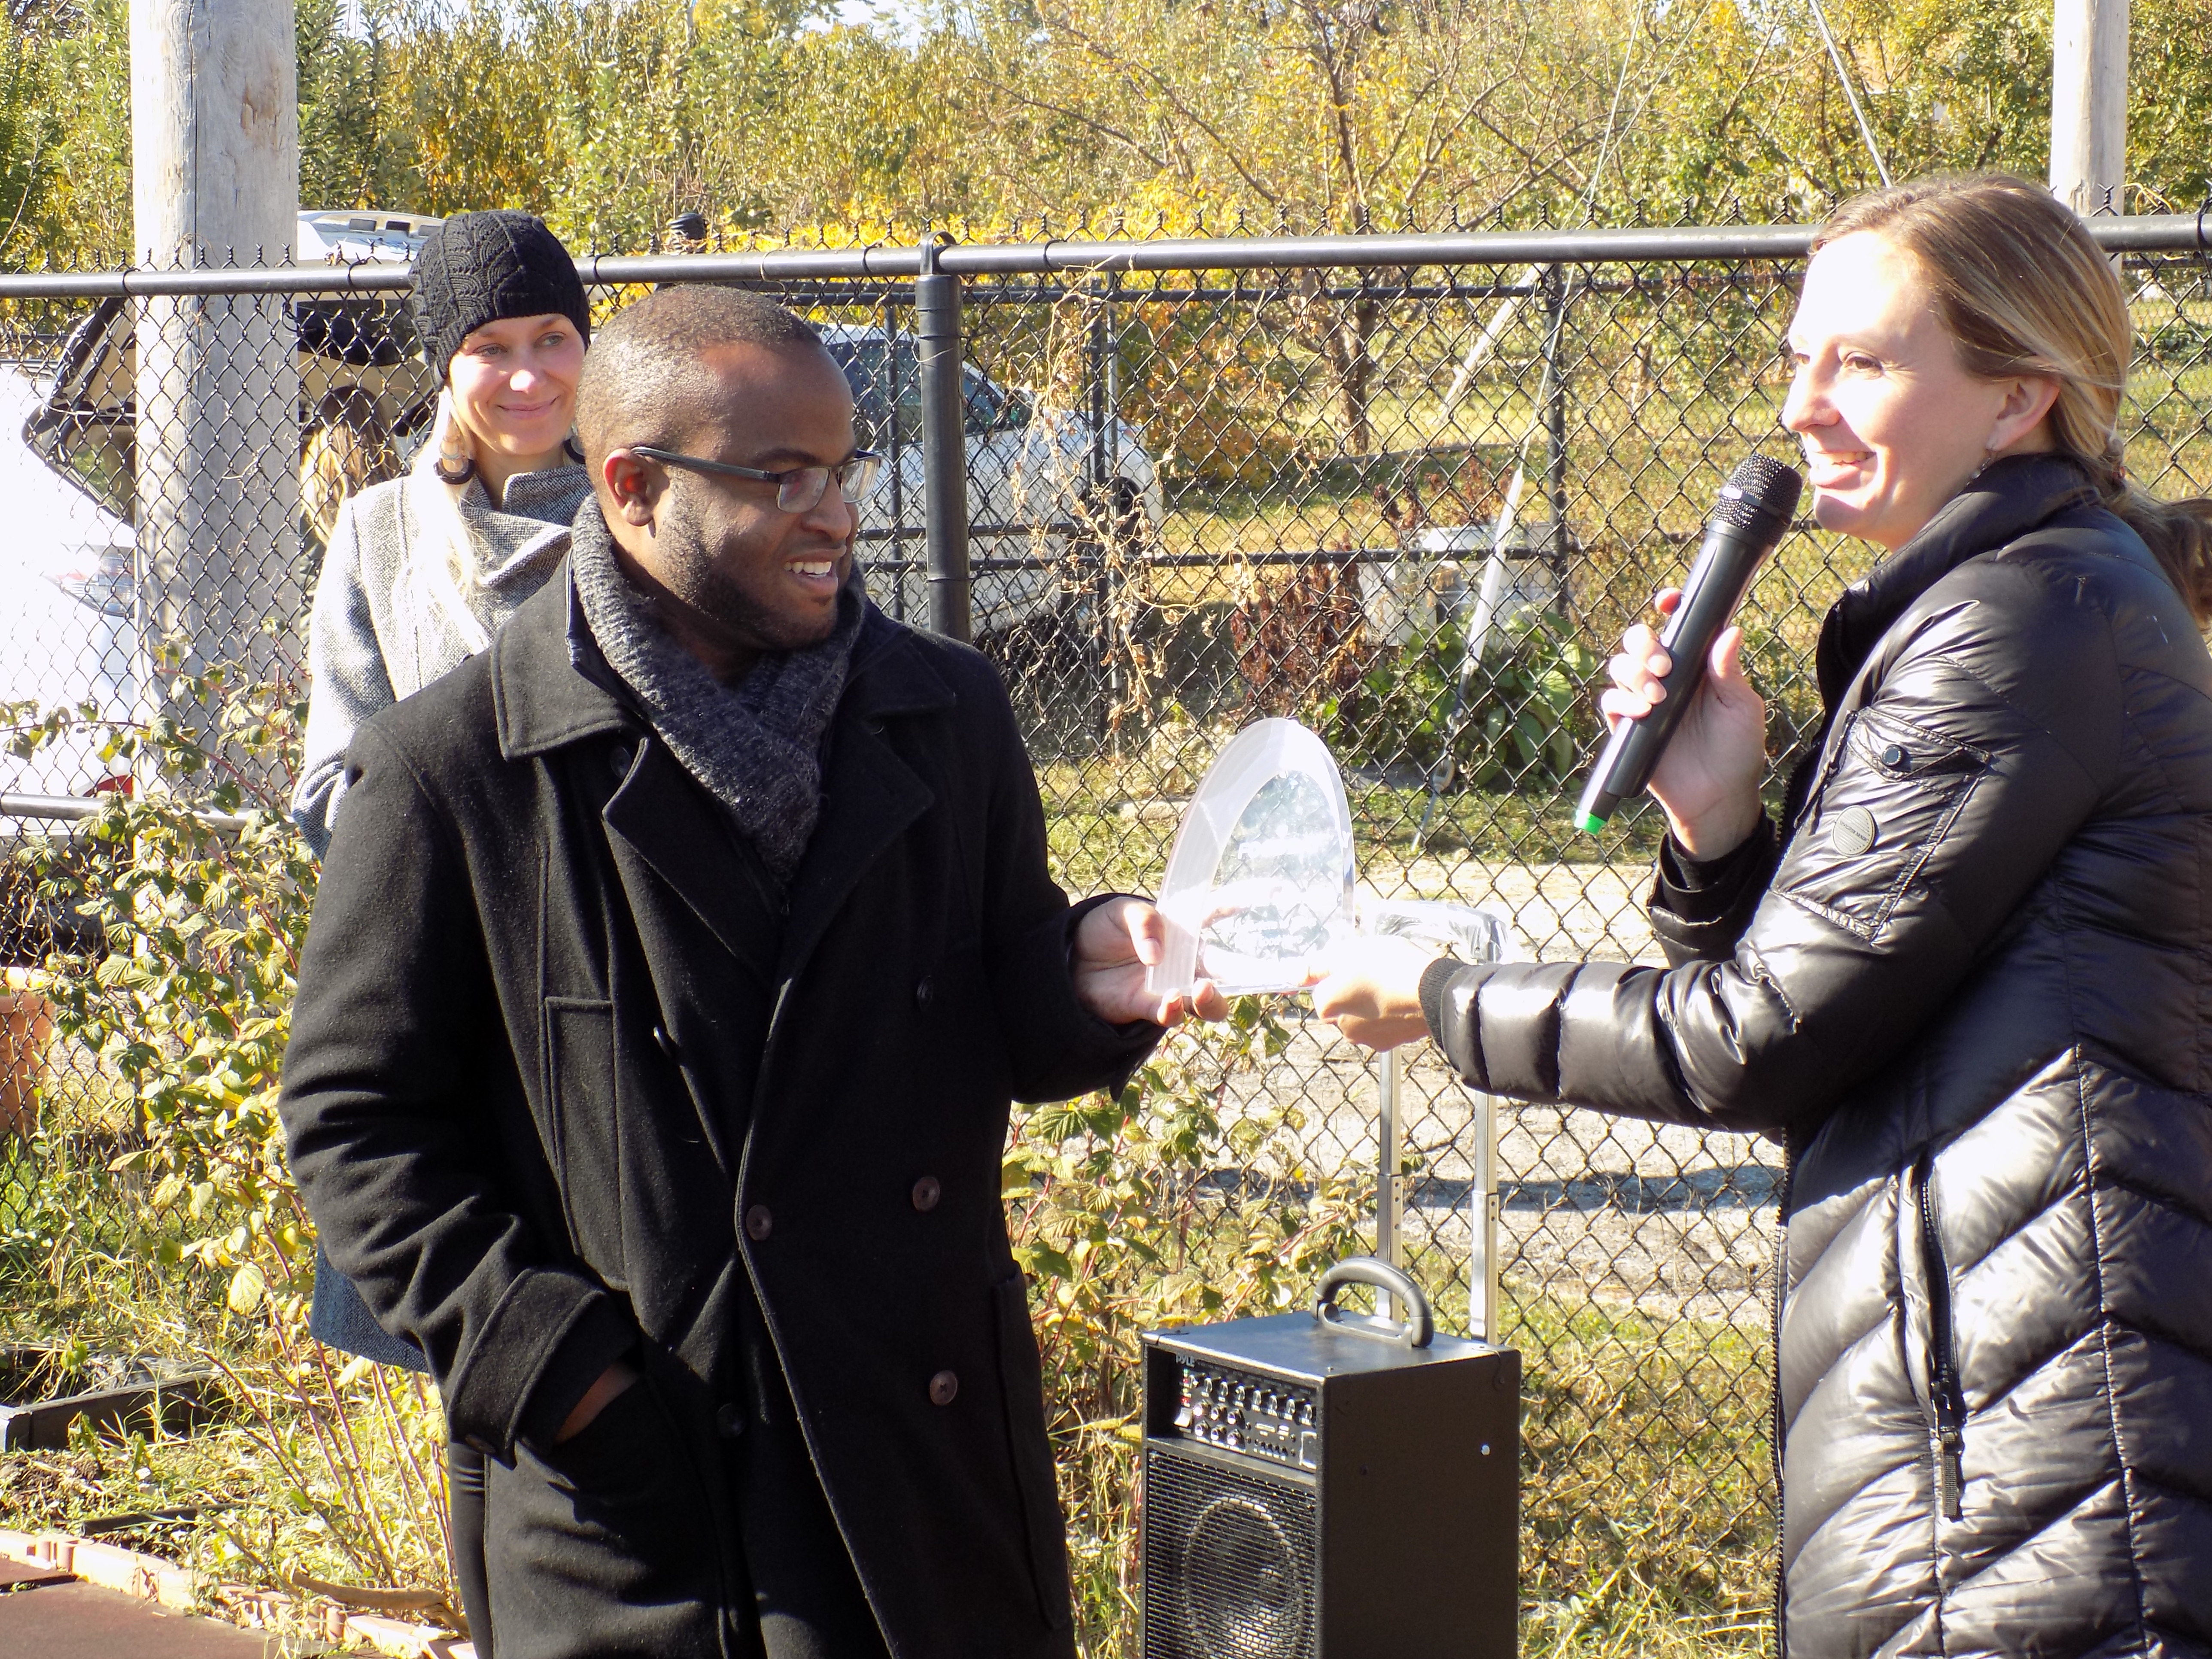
[279,567,1160,1659]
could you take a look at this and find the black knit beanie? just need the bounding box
[410,210,590,380]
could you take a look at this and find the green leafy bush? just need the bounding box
[1328,613,1601,791]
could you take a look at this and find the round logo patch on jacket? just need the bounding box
[1828,806,1878,856]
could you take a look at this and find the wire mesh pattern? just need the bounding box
[2,230,2208,1642]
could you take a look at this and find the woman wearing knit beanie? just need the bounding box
[289,208,592,1657]
[292,208,593,851]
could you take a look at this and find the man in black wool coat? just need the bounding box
[279,283,1223,1659]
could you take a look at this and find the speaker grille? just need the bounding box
[1143,1444,1318,1659]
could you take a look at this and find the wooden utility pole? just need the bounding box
[130,0,299,699]
[2049,0,2128,217]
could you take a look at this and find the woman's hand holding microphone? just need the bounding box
[1601,589,1767,860]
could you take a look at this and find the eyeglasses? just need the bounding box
[630,445,883,513]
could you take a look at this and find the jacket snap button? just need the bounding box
[1881,743,1911,772]
[716,1402,746,1439]
[928,1370,959,1407]
[744,1205,774,1242]
[912,1176,941,1212]
[610,742,632,778]
[915,977,935,1009]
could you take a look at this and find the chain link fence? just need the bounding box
[3,216,2208,1642]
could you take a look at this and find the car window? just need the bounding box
[828,338,1030,445]
[27,298,134,522]
[28,295,437,528]
[292,298,422,371]
[826,338,926,448]
[964,366,1030,436]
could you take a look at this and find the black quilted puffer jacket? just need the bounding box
[1416,454,2212,1656]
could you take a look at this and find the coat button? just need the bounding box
[1881,743,1911,772]
[928,1370,959,1407]
[912,1176,941,1212]
[915,977,935,1009]
[744,1205,773,1242]
[716,1402,746,1439]
[653,1024,680,1063]
[610,741,633,778]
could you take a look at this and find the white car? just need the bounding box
[820,324,1164,634]
[0,362,137,798]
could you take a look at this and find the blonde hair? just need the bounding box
[301,389,402,549]
[396,389,495,654]
[1814,172,2212,623]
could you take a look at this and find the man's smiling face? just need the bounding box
[626,340,861,666]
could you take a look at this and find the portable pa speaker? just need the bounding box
[1140,1258,1519,1659]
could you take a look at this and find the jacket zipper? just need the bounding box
[1914,1144,1967,1520]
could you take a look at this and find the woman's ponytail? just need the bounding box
[2088,444,2212,624]
[395,391,493,654]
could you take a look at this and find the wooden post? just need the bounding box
[2050,0,2128,217]
[130,0,299,703]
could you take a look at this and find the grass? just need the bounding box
[2,1120,457,1643]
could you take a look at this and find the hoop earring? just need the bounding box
[434,454,478,486]
[564,436,586,464]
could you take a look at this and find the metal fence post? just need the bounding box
[883,288,910,624]
[1544,264,1570,543]
[1089,280,1125,739]
[916,236,972,643]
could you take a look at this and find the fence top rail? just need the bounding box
[0,211,2203,299]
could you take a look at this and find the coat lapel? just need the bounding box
[603,744,783,991]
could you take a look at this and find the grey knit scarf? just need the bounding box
[568,499,863,883]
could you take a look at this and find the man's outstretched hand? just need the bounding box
[1073,897,1228,1027]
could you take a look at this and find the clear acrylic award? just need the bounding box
[1146,719,1520,997]
[1147,719,1358,997]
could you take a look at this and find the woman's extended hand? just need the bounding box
[1072,897,1228,1027]
[1601,589,1767,857]
[1308,934,1440,1052]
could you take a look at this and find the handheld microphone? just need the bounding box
[1574,454,1802,831]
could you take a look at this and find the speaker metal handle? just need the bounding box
[1314,1256,1434,1349]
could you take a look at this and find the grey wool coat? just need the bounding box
[1416,456,2212,1657]
[279,565,1161,1659]
[292,463,591,854]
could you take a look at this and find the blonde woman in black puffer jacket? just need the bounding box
[1316,173,2212,1656]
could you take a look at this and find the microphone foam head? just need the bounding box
[1712,454,1803,531]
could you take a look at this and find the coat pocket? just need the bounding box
[544,997,626,1289]
[992,1270,1074,1632]
[1777,707,1987,941]
[488,1378,723,1657]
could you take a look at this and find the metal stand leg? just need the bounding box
[1377,1046,1403,1320]
[1471,1091,1499,1343]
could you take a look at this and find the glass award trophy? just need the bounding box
[1146,718,1517,997]
[1147,719,1358,997]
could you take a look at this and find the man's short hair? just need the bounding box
[575,286,826,471]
